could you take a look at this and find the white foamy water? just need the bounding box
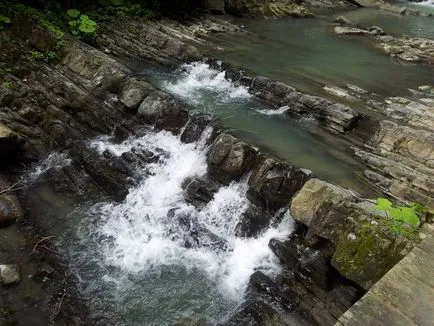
[83,129,293,301]
[255,105,290,115]
[162,62,251,104]
[413,0,434,7]
[27,151,72,181]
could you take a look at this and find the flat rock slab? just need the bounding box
[336,233,434,326]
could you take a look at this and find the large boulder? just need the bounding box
[290,178,353,226]
[182,176,221,208]
[248,155,311,212]
[120,78,155,110]
[290,180,416,289]
[208,133,258,183]
[137,91,189,133]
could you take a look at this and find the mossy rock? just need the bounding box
[331,220,412,289]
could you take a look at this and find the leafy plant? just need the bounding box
[30,50,57,63]
[374,198,421,228]
[67,9,97,39]
[0,13,11,30]
[2,81,12,89]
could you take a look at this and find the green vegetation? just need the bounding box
[30,50,57,63]
[2,81,13,89]
[372,197,433,238]
[0,14,11,30]
[67,9,97,39]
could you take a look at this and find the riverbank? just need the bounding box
[1,2,433,325]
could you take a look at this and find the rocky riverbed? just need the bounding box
[1,1,433,325]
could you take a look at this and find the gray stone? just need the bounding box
[137,91,189,133]
[0,264,20,285]
[120,78,154,110]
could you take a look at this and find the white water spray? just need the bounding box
[83,129,293,301]
[162,62,251,104]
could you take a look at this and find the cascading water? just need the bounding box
[42,128,295,325]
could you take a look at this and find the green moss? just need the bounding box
[30,50,57,63]
[2,80,12,89]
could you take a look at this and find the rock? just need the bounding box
[335,16,352,25]
[224,0,313,17]
[0,264,20,285]
[334,26,376,35]
[323,86,357,101]
[120,78,155,110]
[29,25,58,52]
[354,120,434,207]
[182,176,221,208]
[304,198,415,289]
[62,41,130,90]
[208,133,257,183]
[0,124,23,161]
[290,179,353,227]
[137,91,189,133]
[248,155,311,212]
[0,194,23,228]
[70,143,135,201]
[235,204,273,237]
[205,0,225,13]
[180,114,212,144]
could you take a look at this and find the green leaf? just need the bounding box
[400,207,419,227]
[0,14,11,24]
[67,9,81,18]
[375,198,392,212]
[111,0,125,6]
[80,15,89,21]
[79,22,96,34]
[389,207,403,221]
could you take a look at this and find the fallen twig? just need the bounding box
[0,180,22,195]
[32,236,55,253]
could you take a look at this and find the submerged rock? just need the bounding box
[0,264,20,285]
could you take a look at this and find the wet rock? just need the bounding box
[290,178,353,226]
[172,210,226,250]
[0,195,23,228]
[249,271,299,311]
[220,299,281,326]
[120,77,155,111]
[334,16,352,25]
[224,0,313,17]
[208,133,258,183]
[180,114,212,144]
[0,124,23,162]
[0,264,20,285]
[137,91,189,133]
[70,143,134,201]
[323,85,357,101]
[248,155,311,212]
[205,0,225,13]
[182,177,220,208]
[235,204,273,237]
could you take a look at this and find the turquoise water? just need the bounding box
[204,10,434,98]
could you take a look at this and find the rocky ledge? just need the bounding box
[334,16,434,65]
